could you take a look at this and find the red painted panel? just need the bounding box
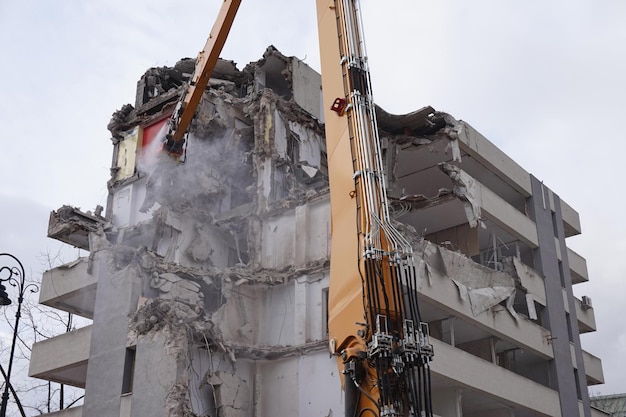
[142,115,170,148]
[139,114,171,168]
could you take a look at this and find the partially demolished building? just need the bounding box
[29,47,605,417]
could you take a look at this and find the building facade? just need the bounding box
[29,47,604,417]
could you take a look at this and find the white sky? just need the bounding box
[1,0,624,402]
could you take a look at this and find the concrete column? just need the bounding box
[431,387,462,417]
[295,204,309,265]
[528,176,586,417]
[294,275,308,344]
[83,251,142,416]
[131,332,181,417]
[552,195,592,417]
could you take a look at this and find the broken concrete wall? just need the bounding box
[48,205,105,250]
[380,110,545,296]
[251,50,291,99]
[258,283,296,346]
[182,347,340,417]
[107,47,326,275]
[111,182,154,228]
[136,116,254,218]
[426,223,480,258]
[255,355,341,417]
[302,273,328,344]
[206,270,329,352]
[210,284,258,347]
[291,58,323,121]
[411,238,542,321]
[131,330,182,416]
[124,244,334,414]
[121,246,334,416]
[259,197,329,270]
[512,256,546,305]
[182,347,257,417]
[376,111,485,257]
[249,89,326,215]
[206,371,250,417]
[438,163,483,228]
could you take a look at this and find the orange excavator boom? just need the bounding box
[162,0,241,156]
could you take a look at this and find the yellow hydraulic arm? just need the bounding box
[318,2,434,416]
[163,0,241,156]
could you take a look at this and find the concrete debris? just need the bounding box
[150,272,204,306]
[375,105,440,137]
[374,111,480,224]
[390,191,457,213]
[205,372,249,417]
[391,221,426,253]
[436,112,464,162]
[108,104,135,140]
[411,239,541,320]
[48,205,106,251]
[165,383,195,417]
[135,92,326,218]
[415,241,518,318]
[133,298,205,335]
[512,257,542,295]
[438,163,483,228]
[137,135,250,215]
[225,340,327,361]
[105,45,328,228]
[188,224,215,263]
[107,56,247,141]
[116,243,328,340]
[140,66,186,103]
[526,293,538,320]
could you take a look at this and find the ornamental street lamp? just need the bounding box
[0,253,39,417]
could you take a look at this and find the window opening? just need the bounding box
[122,346,136,395]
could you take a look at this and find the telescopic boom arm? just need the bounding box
[162,0,242,156]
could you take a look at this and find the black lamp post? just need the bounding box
[0,253,39,417]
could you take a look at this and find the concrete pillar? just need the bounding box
[83,251,142,416]
[295,204,309,265]
[431,387,462,417]
[294,275,308,344]
[130,332,181,417]
[553,195,592,417]
[528,176,589,417]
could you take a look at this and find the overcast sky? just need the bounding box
[1,0,624,402]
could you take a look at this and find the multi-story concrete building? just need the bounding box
[29,47,605,417]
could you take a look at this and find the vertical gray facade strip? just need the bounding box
[130,332,181,416]
[553,194,592,417]
[528,175,580,417]
[83,251,141,415]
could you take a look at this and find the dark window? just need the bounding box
[565,313,574,343]
[322,288,329,337]
[558,261,566,288]
[122,347,136,395]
